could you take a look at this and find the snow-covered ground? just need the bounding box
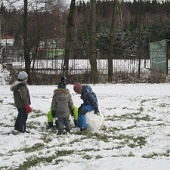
[0,83,170,170]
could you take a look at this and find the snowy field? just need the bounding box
[0,83,170,170]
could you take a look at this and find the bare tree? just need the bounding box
[64,0,76,76]
[137,0,142,78]
[89,0,98,84]
[108,0,118,82]
[23,0,68,83]
[23,0,31,82]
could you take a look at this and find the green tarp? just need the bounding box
[149,39,168,74]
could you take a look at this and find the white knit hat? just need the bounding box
[17,71,28,81]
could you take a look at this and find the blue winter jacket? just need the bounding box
[80,85,98,110]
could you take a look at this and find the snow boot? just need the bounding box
[46,122,53,129]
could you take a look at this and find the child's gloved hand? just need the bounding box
[70,109,74,116]
[95,112,100,115]
[94,108,100,115]
[25,104,32,113]
[52,111,57,118]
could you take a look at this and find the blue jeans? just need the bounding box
[78,105,94,129]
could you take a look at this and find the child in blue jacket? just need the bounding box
[73,82,100,131]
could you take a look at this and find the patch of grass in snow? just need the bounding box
[122,151,135,157]
[74,130,147,149]
[0,100,3,103]
[159,103,167,107]
[157,123,165,126]
[104,125,137,136]
[110,134,147,148]
[18,150,74,169]
[27,121,42,129]
[81,148,98,152]
[95,155,103,159]
[127,136,146,148]
[75,130,93,136]
[83,154,92,159]
[112,113,151,122]
[0,122,4,126]
[95,134,109,142]
[141,99,147,103]
[81,150,101,160]
[18,156,54,170]
[141,98,158,103]
[57,150,74,156]
[23,143,45,153]
[80,131,110,142]
[72,130,109,142]
[135,115,151,121]
[30,109,45,117]
[142,149,170,158]
[126,125,137,129]
[139,107,144,112]
[104,116,113,121]
[69,138,85,144]
[107,127,122,132]
[0,166,9,169]
[128,151,135,157]
[72,127,147,148]
[101,125,107,131]
[40,133,53,143]
[8,102,15,106]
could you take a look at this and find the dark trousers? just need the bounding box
[15,108,28,132]
[58,117,70,133]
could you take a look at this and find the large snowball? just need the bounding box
[86,110,104,133]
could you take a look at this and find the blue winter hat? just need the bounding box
[58,76,66,88]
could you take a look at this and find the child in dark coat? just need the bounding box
[10,71,32,133]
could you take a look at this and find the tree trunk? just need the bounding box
[23,0,31,82]
[89,0,98,84]
[108,0,118,82]
[137,0,142,78]
[64,0,76,76]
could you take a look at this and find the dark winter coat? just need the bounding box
[10,81,31,109]
[51,88,73,118]
[81,85,98,110]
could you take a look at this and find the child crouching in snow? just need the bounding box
[51,76,74,135]
[73,82,100,131]
[46,109,58,129]
[46,105,78,130]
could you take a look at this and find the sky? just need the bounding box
[0,68,170,169]
[0,0,95,10]
[0,0,89,11]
